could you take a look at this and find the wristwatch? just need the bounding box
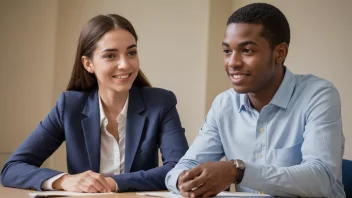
[233,159,246,184]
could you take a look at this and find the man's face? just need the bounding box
[222,23,280,94]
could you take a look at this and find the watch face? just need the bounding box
[239,163,245,169]
[237,160,246,169]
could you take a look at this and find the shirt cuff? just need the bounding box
[41,173,67,190]
[165,169,184,194]
[240,162,266,192]
[115,181,119,192]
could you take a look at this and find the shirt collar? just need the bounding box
[238,67,296,112]
[99,94,129,127]
[239,94,250,113]
[270,67,296,109]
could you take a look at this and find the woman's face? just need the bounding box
[82,28,139,93]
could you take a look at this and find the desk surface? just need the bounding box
[0,186,150,198]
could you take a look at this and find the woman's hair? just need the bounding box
[66,14,151,92]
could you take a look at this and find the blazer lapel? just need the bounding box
[124,86,146,173]
[81,89,101,173]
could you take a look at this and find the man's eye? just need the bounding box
[243,49,254,54]
[223,49,231,54]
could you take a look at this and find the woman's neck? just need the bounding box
[99,88,128,118]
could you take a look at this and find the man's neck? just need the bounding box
[248,67,285,112]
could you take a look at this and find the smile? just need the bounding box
[229,73,250,85]
[232,74,249,79]
[113,73,131,79]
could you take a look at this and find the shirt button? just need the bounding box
[259,128,264,133]
[258,154,262,158]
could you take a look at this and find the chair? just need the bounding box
[342,159,352,197]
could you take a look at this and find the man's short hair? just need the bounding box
[227,3,290,49]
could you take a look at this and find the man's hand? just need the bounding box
[52,170,112,193]
[178,161,238,197]
[177,171,193,195]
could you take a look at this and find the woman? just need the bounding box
[1,14,188,193]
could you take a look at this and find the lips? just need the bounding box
[112,73,131,79]
[228,72,250,85]
[231,74,249,79]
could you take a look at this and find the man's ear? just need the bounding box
[82,56,94,73]
[274,42,288,65]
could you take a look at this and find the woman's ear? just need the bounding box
[82,56,94,73]
[274,42,288,65]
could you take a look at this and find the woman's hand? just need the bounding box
[52,170,112,193]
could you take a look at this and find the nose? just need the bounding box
[117,55,130,70]
[226,52,243,68]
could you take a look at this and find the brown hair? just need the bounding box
[66,14,151,92]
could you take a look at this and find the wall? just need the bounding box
[0,0,58,167]
[205,0,233,112]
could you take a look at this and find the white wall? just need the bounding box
[231,0,352,159]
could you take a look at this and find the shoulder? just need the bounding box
[296,74,337,91]
[294,74,340,100]
[58,90,90,103]
[137,86,178,107]
[56,90,91,110]
[212,88,241,110]
[292,74,341,118]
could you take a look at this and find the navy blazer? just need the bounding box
[1,86,188,192]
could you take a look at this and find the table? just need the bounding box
[0,186,150,198]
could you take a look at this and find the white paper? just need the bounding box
[29,191,114,197]
[137,191,271,197]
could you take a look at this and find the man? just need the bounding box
[165,3,345,198]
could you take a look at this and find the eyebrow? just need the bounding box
[127,44,137,49]
[100,44,137,53]
[222,41,258,47]
[222,42,230,47]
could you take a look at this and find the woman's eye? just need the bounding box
[128,51,137,57]
[104,54,115,59]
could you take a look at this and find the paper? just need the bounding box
[29,191,114,197]
[137,191,271,197]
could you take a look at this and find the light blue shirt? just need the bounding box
[166,68,345,197]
